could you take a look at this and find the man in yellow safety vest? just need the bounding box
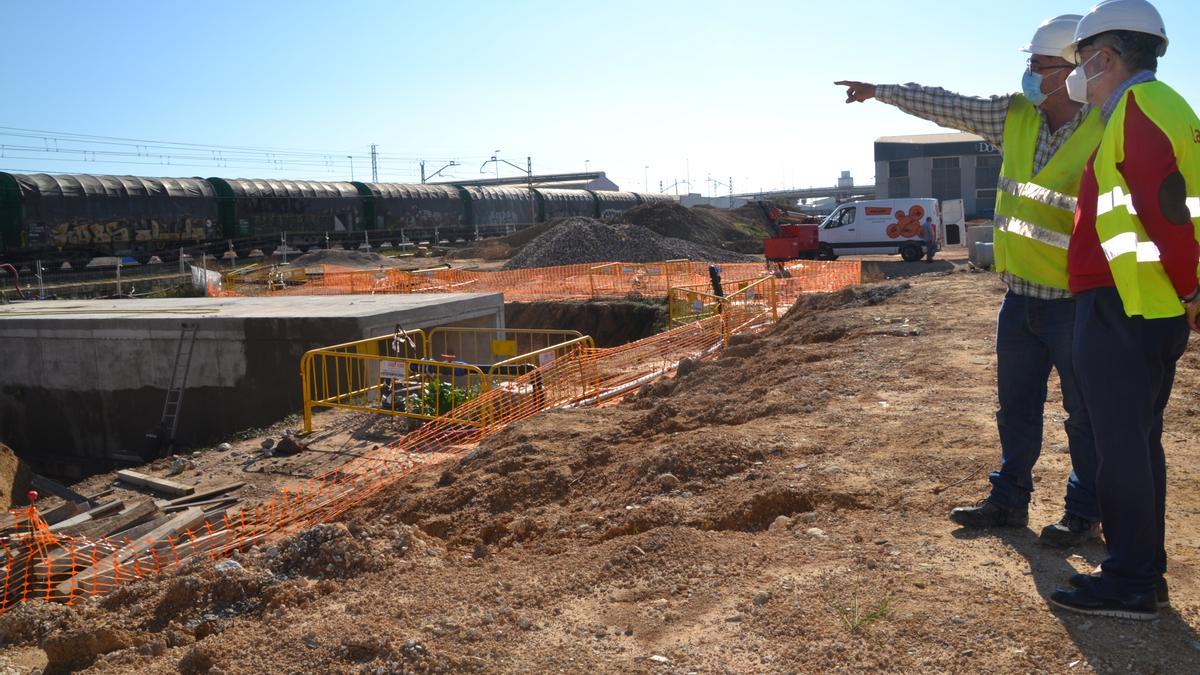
[836,15,1105,546]
[1047,0,1199,621]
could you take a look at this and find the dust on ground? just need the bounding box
[4,270,1200,673]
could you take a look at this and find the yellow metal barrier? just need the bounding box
[589,259,691,299]
[486,334,597,385]
[424,327,584,366]
[300,328,599,431]
[301,350,488,432]
[483,336,601,424]
[668,275,778,347]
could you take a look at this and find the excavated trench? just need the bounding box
[504,300,668,348]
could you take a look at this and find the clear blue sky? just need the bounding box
[2,0,1197,195]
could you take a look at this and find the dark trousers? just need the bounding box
[989,291,1099,521]
[1073,287,1188,595]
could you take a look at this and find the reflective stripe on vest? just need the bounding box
[1088,81,1200,319]
[993,96,1103,290]
[994,214,1070,249]
[1099,232,1161,262]
[996,176,1078,212]
[1096,186,1137,216]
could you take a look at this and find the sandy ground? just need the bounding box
[3,259,1200,674]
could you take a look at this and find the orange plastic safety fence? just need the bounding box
[0,263,839,613]
[215,259,862,303]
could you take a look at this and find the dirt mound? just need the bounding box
[503,219,757,269]
[0,443,33,510]
[620,202,770,252]
[289,249,407,269]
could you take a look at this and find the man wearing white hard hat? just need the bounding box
[836,17,1105,546]
[1047,0,1200,621]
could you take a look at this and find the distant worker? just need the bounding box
[920,216,938,262]
[1048,0,1197,620]
[835,14,1107,546]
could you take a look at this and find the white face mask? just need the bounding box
[1066,52,1105,104]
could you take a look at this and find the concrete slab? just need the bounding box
[0,294,504,477]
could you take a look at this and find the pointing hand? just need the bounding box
[834,80,877,103]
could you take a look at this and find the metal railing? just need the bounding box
[300,327,595,431]
[588,259,691,299]
[668,275,778,347]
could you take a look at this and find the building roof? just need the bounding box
[875,132,986,144]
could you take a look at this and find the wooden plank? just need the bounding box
[34,516,168,584]
[48,500,124,534]
[115,470,194,497]
[38,501,83,526]
[161,481,245,508]
[162,497,239,513]
[72,501,158,541]
[56,507,207,596]
[30,474,90,505]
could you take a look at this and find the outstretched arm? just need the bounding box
[835,80,1012,149]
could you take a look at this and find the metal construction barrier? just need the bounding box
[301,332,489,432]
[669,275,778,347]
[301,327,595,431]
[588,259,691,299]
[425,326,585,368]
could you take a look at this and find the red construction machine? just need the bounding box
[759,203,821,275]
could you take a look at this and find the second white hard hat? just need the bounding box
[1022,14,1083,57]
[1062,0,1168,62]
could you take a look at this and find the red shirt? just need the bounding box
[1068,91,1200,298]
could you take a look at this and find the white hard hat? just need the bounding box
[1062,0,1168,63]
[1022,14,1083,57]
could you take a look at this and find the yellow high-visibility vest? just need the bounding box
[994,95,1104,290]
[1090,80,1200,318]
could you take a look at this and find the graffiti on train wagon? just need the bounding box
[46,219,214,246]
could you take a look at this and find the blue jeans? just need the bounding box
[988,291,1100,522]
[1073,287,1187,594]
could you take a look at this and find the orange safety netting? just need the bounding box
[0,268,845,612]
[213,259,861,304]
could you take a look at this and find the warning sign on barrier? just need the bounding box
[491,339,518,357]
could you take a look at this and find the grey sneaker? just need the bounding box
[1039,513,1101,548]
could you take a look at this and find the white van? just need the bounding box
[817,198,941,262]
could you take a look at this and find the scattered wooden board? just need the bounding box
[30,475,90,505]
[161,482,245,508]
[162,497,239,513]
[56,507,207,596]
[48,500,124,534]
[115,470,194,497]
[72,501,158,541]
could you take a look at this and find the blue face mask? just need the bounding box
[1022,69,1047,105]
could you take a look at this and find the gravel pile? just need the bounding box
[503,218,757,270]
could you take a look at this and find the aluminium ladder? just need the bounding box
[159,322,199,454]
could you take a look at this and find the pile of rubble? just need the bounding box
[503,218,757,269]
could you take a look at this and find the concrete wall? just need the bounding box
[0,294,502,477]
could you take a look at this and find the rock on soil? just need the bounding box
[503,218,757,269]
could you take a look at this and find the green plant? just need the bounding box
[407,380,474,417]
[822,576,895,635]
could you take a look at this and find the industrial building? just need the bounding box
[873,132,1002,220]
